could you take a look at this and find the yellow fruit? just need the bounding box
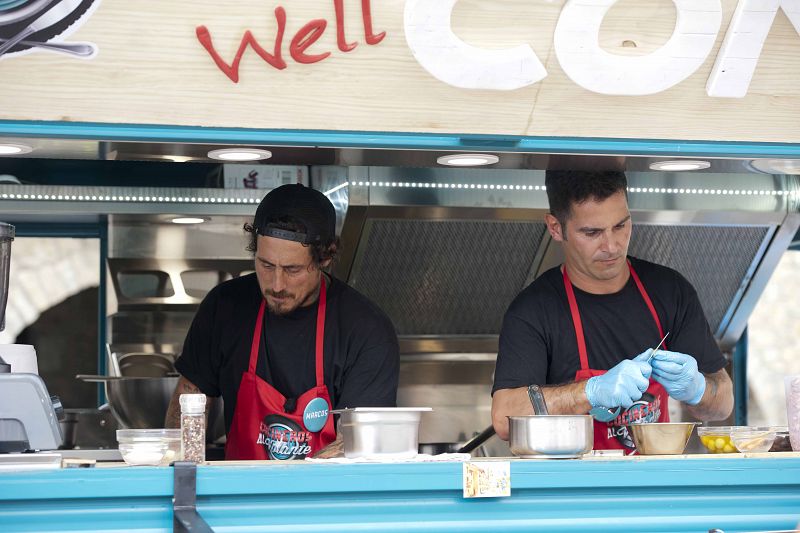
[715,438,726,450]
[723,444,736,453]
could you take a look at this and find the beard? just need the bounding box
[264,289,299,316]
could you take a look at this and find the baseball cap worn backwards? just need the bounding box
[253,184,336,245]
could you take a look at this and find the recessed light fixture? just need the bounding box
[649,160,711,172]
[165,156,196,163]
[437,153,500,167]
[170,217,207,225]
[0,143,33,156]
[207,148,272,162]
[749,159,800,175]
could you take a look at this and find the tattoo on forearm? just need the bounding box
[181,382,200,393]
[165,378,203,428]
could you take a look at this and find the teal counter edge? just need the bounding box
[2,455,800,500]
[1,455,800,532]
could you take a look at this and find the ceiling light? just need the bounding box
[0,143,33,156]
[749,159,800,175]
[170,217,207,225]
[207,148,272,162]
[165,156,196,163]
[437,154,499,167]
[649,160,711,172]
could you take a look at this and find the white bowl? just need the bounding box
[117,428,180,465]
[119,441,169,466]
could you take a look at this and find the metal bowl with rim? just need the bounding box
[508,415,593,459]
[77,375,226,442]
[629,422,696,455]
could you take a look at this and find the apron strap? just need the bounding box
[627,260,667,348]
[562,266,590,371]
[315,276,327,387]
[563,259,667,372]
[249,300,266,374]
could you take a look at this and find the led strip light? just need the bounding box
[0,185,264,204]
[0,183,796,203]
[338,181,799,197]
[0,193,263,203]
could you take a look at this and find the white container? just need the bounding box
[117,428,180,465]
[334,408,432,459]
[118,441,169,466]
[0,344,38,374]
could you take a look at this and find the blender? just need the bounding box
[0,222,64,453]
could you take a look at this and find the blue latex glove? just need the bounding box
[585,351,652,409]
[650,350,706,405]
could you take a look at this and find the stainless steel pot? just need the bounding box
[508,415,593,458]
[77,375,225,442]
[334,407,431,459]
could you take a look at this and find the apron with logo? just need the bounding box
[225,276,336,460]
[563,261,670,453]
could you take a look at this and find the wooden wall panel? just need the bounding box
[0,0,798,142]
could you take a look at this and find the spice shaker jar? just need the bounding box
[180,393,206,463]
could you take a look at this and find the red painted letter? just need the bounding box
[334,0,357,52]
[290,19,331,64]
[362,0,385,45]
[196,7,288,83]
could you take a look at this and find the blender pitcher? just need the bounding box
[0,222,13,332]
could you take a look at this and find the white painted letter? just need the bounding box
[403,0,546,91]
[707,0,800,98]
[554,0,722,95]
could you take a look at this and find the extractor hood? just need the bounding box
[328,167,800,353]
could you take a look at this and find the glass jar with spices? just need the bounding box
[180,393,206,463]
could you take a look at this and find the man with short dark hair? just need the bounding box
[491,170,733,453]
[167,184,399,460]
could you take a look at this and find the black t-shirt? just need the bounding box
[175,274,400,434]
[493,257,726,394]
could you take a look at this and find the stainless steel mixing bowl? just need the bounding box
[508,415,593,458]
[78,375,225,442]
[629,422,696,455]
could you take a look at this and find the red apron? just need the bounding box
[563,261,670,453]
[225,276,336,460]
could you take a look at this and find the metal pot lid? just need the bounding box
[0,222,13,241]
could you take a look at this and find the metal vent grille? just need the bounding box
[350,219,546,335]
[629,225,771,333]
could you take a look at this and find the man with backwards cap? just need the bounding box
[167,184,399,460]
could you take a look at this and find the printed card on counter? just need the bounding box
[462,461,510,498]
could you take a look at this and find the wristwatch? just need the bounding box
[527,384,549,415]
